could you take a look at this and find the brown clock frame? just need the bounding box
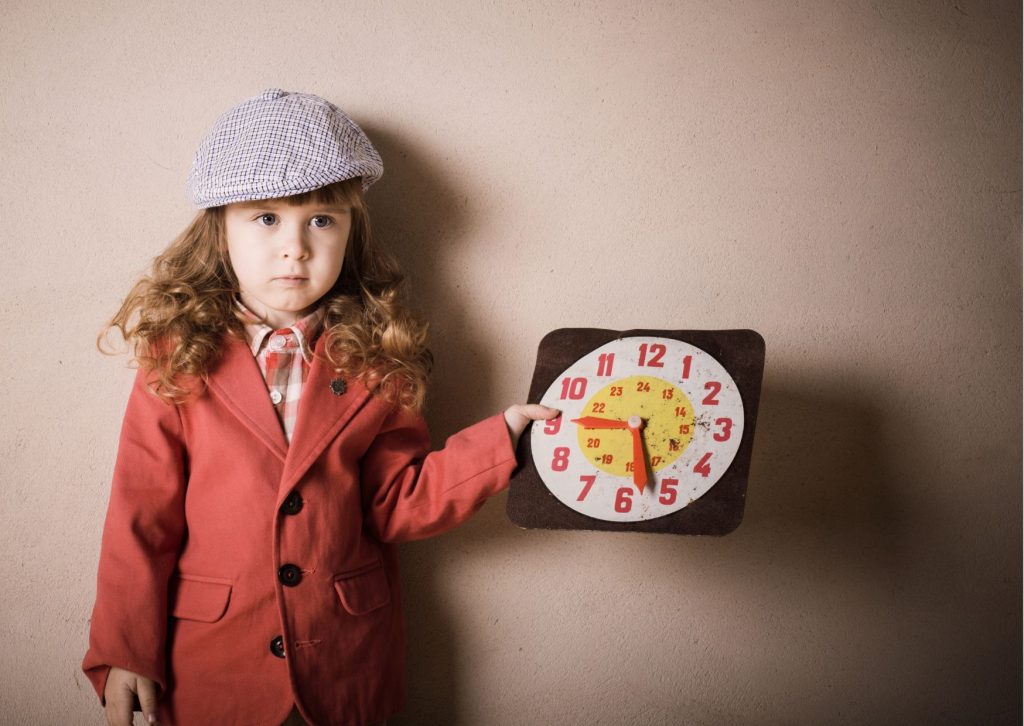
[506,328,765,535]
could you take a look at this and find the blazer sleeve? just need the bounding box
[81,366,189,705]
[360,405,518,544]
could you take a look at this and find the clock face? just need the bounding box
[529,336,745,522]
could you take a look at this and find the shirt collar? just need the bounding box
[234,297,325,363]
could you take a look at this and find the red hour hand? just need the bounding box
[570,416,630,429]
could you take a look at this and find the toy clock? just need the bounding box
[507,328,765,535]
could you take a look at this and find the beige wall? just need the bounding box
[1,0,1020,723]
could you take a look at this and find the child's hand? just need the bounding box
[503,404,561,451]
[104,666,159,725]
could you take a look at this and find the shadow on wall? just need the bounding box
[361,124,496,724]
[354,125,1019,723]
[362,122,500,434]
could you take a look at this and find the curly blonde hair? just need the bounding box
[99,178,432,410]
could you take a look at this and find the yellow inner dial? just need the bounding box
[576,375,695,478]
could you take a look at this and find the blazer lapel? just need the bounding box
[206,334,289,462]
[279,334,371,498]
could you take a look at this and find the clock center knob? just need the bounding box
[627,415,644,430]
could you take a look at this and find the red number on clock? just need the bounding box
[597,353,615,376]
[614,486,633,513]
[681,355,692,379]
[659,477,679,505]
[693,452,712,478]
[543,417,562,435]
[577,475,596,501]
[551,447,570,471]
[560,377,587,400]
[713,417,732,442]
[703,381,721,405]
[638,343,666,367]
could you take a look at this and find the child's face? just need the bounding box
[223,198,352,328]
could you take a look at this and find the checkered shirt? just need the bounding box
[235,298,325,444]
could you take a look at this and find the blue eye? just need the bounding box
[252,213,333,228]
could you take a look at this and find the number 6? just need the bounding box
[614,487,633,513]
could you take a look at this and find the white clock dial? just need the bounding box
[529,336,744,522]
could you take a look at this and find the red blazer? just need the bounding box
[82,332,517,725]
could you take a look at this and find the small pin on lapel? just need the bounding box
[329,378,347,396]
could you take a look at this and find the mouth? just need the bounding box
[272,276,309,286]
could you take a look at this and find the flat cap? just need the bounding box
[186,88,383,209]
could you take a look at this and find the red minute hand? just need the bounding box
[630,425,648,493]
[570,416,630,429]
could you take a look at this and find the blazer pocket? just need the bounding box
[334,562,391,615]
[169,573,233,623]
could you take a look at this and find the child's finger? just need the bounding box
[136,677,160,725]
[104,683,134,726]
[519,404,561,420]
[504,404,561,449]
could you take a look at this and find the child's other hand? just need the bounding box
[104,666,159,725]
[503,404,561,451]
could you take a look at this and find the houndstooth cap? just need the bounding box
[186,88,383,209]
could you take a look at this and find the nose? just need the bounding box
[279,224,310,260]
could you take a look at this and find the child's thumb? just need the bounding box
[136,677,160,724]
[519,403,561,420]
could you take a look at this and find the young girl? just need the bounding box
[82,88,558,726]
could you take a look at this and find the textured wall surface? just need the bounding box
[0,0,1020,724]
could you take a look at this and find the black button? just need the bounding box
[270,635,285,658]
[281,491,303,516]
[330,378,347,395]
[278,564,302,586]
